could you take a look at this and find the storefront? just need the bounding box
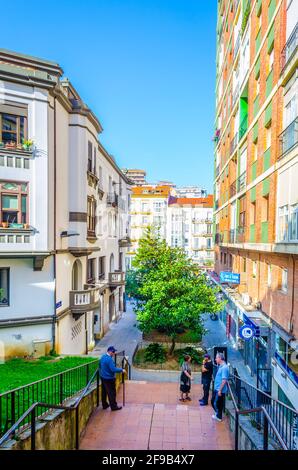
[242,312,270,377]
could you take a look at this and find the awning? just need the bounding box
[243,311,270,337]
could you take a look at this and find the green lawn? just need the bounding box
[0,356,98,393]
[0,356,99,436]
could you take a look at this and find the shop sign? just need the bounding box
[239,324,256,340]
[220,271,240,284]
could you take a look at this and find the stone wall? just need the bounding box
[2,372,123,450]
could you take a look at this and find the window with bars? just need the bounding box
[0,181,28,225]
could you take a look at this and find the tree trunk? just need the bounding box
[169,337,176,356]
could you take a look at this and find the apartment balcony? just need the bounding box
[69,286,100,317]
[236,171,246,193]
[280,22,298,79]
[229,180,237,199]
[279,117,298,160]
[109,271,126,288]
[230,133,238,156]
[107,193,119,208]
[118,236,131,248]
[239,115,248,140]
[214,232,223,244]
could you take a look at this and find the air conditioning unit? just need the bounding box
[241,293,251,306]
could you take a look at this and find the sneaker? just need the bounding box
[111,406,122,411]
[212,414,222,422]
[102,405,109,410]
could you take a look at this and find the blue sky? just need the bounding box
[2,0,217,192]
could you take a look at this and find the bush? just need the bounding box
[177,346,204,365]
[144,343,166,363]
[178,329,202,343]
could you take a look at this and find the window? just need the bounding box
[142,203,149,212]
[142,216,149,225]
[88,141,93,173]
[281,268,288,293]
[220,252,223,264]
[0,268,9,306]
[262,196,269,221]
[153,202,162,212]
[252,260,257,278]
[243,257,247,273]
[87,258,96,284]
[267,264,272,287]
[207,238,212,249]
[98,166,103,188]
[98,257,105,279]
[269,48,274,71]
[251,201,256,225]
[265,124,271,150]
[224,253,227,264]
[239,196,246,227]
[0,181,28,225]
[229,254,232,267]
[87,197,96,235]
[278,205,289,241]
[0,112,27,145]
[252,140,258,161]
[93,147,96,175]
[255,76,260,96]
[290,204,298,241]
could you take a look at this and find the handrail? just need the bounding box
[262,406,288,451]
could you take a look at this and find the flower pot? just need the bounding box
[1,222,8,228]
[23,223,30,230]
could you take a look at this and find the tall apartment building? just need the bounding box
[213,0,298,409]
[167,195,214,269]
[0,49,131,359]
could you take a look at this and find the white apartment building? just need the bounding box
[166,195,214,269]
[0,49,131,359]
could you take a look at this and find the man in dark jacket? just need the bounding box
[199,353,213,406]
[100,346,125,411]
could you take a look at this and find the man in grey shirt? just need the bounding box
[211,352,229,422]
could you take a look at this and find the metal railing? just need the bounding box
[228,370,297,450]
[237,171,246,192]
[279,117,298,159]
[0,357,131,450]
[0,360,98,441]
[230,132,238,156]
[229,180,237,198]
[107,193,118,207]
[280,22,298,73]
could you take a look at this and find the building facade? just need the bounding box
[0,49,131,359]
[213,0,298,409]
[167,195,214,269]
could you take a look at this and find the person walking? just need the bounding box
[179,355,193,402]
[100,346,125,411]
[199,353,213,406]
[211,352,229,422]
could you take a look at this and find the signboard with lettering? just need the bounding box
[220,271,240,284]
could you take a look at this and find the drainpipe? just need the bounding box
[52,96,57,353]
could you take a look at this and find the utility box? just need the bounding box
[32,340,50,358]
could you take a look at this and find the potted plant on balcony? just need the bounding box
[1,221,8,228]
[212,129,220,142]
[23,222,30,230]
[22,139,34,151]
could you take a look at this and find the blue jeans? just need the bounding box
[211,390,225,419]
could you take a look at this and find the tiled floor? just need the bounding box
[80,381,233,450]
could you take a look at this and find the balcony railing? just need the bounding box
[229,180,237,198]
[107,193,118,207]
[118,236,131,247]
[109,271,125,287]
[236,171,246,192]
[230,132,238,156]
[234,34,240,60]
[239,115,248,140]
[280,22,298,73]
[69,287,100,315]
[279,117,298,159]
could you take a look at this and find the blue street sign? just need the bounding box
[56,301,62,309]
[220,271,240,284]
[239,324,256,341]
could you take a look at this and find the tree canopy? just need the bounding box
[127,227,223,354]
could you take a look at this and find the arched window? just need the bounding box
[109,253,115,273]
[72,260,82,290]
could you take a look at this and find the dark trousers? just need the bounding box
[211,390,225,419]
[201,379,212,404]
[101,378,118,410]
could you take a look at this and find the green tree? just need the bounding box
[131,227,223,355]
